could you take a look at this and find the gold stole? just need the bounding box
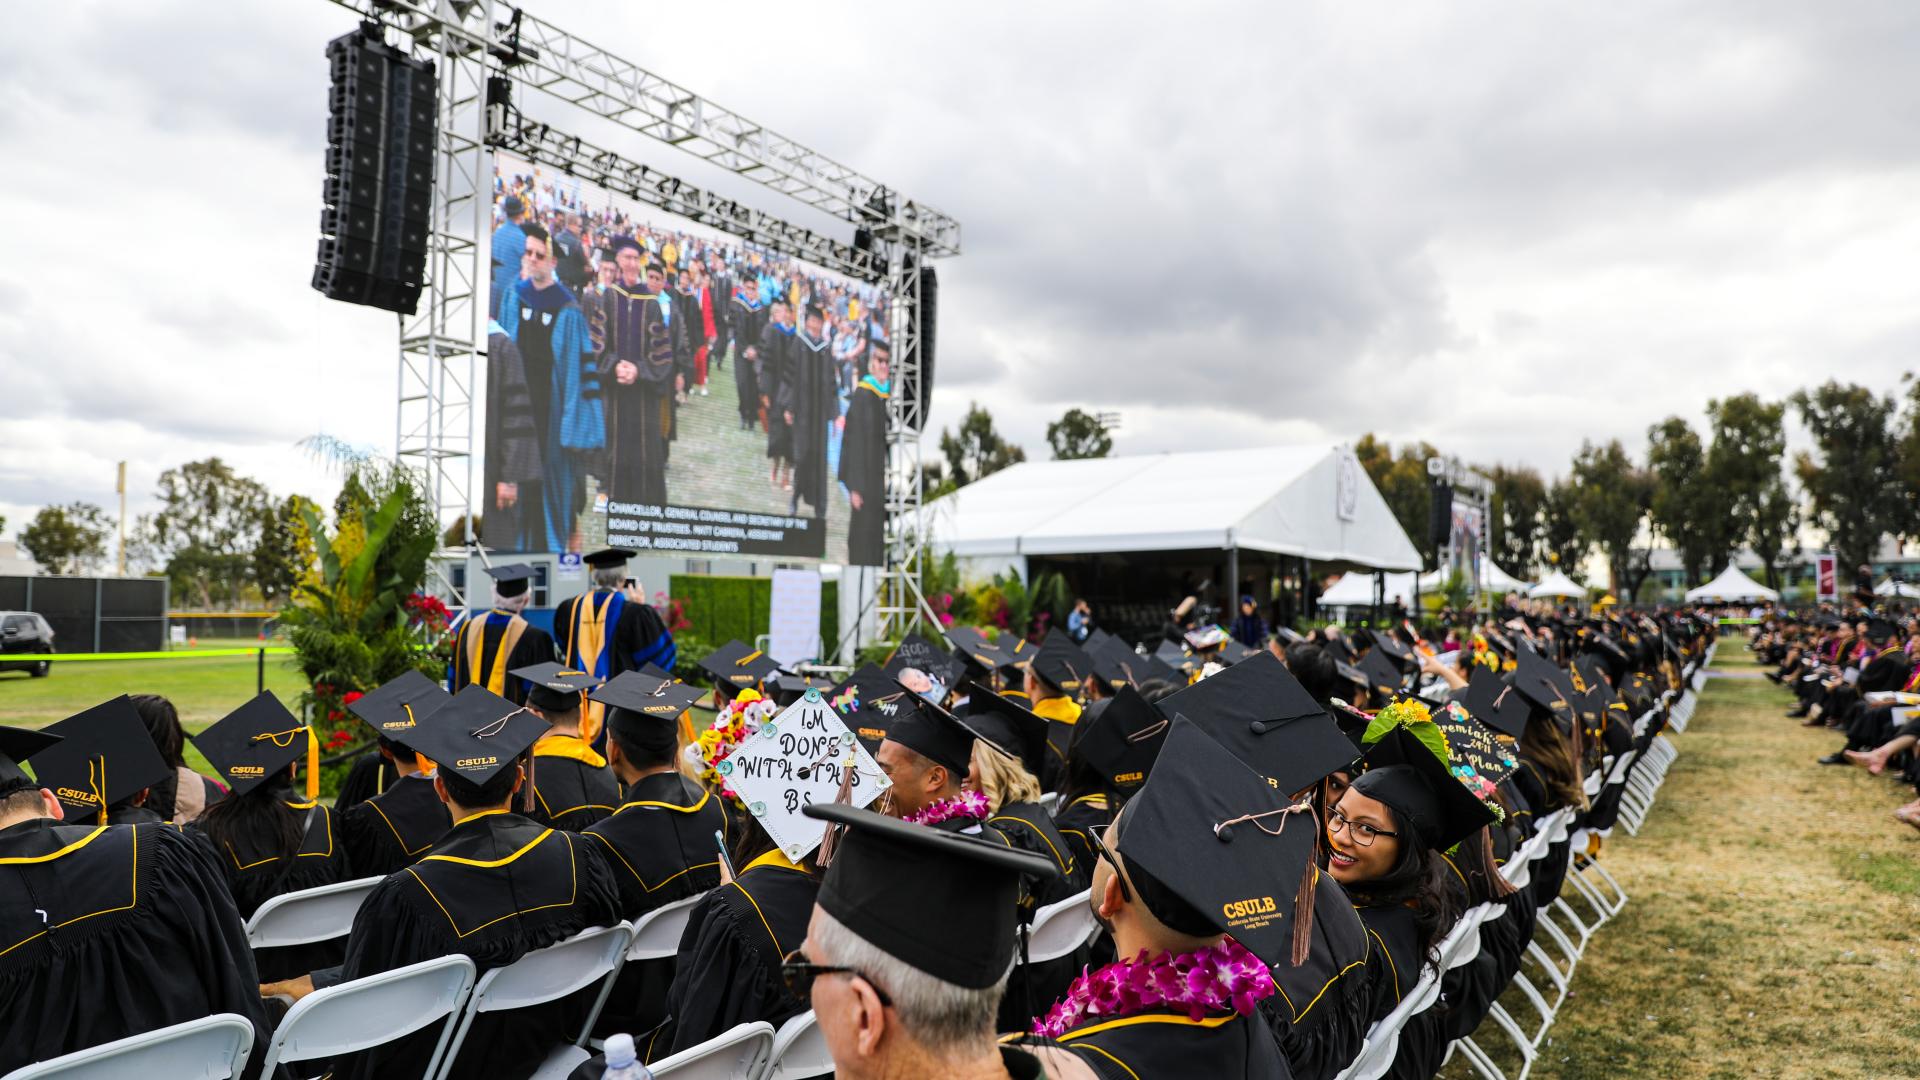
[464,611,528,696]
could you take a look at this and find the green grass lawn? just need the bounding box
[0,652,310,774]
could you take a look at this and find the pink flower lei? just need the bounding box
[1031,938,1275,1039]
[902,789,991,827]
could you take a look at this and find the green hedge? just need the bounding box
[669,573,839,665]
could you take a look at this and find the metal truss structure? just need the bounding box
[328,0,957,639]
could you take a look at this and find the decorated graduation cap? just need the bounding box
[1182,624,1230,651]
[1156,651,1356,795]
[400,684,547,789]
[961,684,1049,778]
[881,689,983,775]
[720,693,890,863]
[806,803,1058,988]
[583,546,636,568]
[698,639,782,691]
[1427,701,1518,811]
[509,661,605,714]
[1351,725,1496,851]
[826,664,914,751]
[882,633,957,703]
[1069,685,1169,794]
[1463,666,1529,739]
[1029,628,1093,695]
[1359,648,1408,700]
[484,563,536,597]
[1114,717,1322,967]
[347,670,451,751]
[589,670,706,742]
[0,725,62,800]
[191,692,319,799]
[1512,647,1577,725]
[31,697,170,822]
[1573,653,1613,694]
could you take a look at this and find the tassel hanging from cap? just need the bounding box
[305,727,320,802]
[415,754,436,776]
[92,757,108,826]
[815,752,861,869]
[1290,861,1318,968]
[521,750,537,812]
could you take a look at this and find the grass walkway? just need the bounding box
[1520,652,1920,1079]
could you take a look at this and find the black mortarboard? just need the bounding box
[881,691,982,775]
[0,725,62,800]
[1321,635,1355,664]
[1513,648,1576,725]
[1030,628,1093,694]
[960,684,1049,778]
[484,562,535,598]
[806,804,1057,988]
[1334,659,1369,690]
[1218,640,1260,666]
[772,672,836,705]
[190,692,316,798]
[1359,648,1408,700]
[1275,626,1305,645]
[31,697,170,820]
[883,633,960,701]
[401,685,547,787]
[583,547,636,568]
[347,670,451,751]
[510,661,604,714]
[588,671,705,736]
[1069,686,1169,794]
[826,664,915,751]
[944,626,1009,673]
[1866,618,1898,644]
[1372,633,1415,667]
[1156,652,1357,795]
[698,640,781,690]
[1152,639,1200,676]
[1085,627,1114,651]
[1574,654,1612,692]
[1463,666,1529,739]
[1087,636,1151,692]
[1584,632,1629,663]
[1115,717,1321,968]
[1351,726,1496,850]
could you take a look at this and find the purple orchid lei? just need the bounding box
[902,789,991,827]
[1031,938,1275,1038]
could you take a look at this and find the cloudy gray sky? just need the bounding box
[3,0,1919,536]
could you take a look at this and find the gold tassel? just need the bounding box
[415,754,436,776]
[816,753,860,869]
[93,757,107,826]
[305,727,320,802]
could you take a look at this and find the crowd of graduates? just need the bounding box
[0,546,1717,1079]
[1753,609,1920,829]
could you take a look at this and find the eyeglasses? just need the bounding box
[1085,823,1132,903]
[781,948,892,1006]
[1327,808,1398,847]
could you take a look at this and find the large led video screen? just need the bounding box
[486,152,893,565]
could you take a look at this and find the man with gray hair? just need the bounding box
[551,548,676,750]
[450,563,558,706]
[793,804,1089,1080]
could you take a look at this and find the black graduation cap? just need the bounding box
[1334,659,1369,690]
[583,547,636,568]
[509,661,604,713]
[1372,633,1415,667]
[805,803,1058,989]
[31,697,171,820]
[884,632,956,682]
[191,692,315,798]
[1583,632,1629,664]
[1156,652,1357,795]
[771,672,835,705]
[401,684,548,787]
[588,671,706,734]
[1351,725,1496,850]
[1866,618,1898,644]
[1029,628,1093,694]
[1085,627,1114,651]
[1087,636,1150,692]
[1512,647,1576,725]
[484,563,535,597]
[0,725,63,800]
[1463,666,1529,739]
[1275,626,1305,645]
[1218,639,1261,666]
[826,664,915,751]
[944,626,1009,673]
[1069,686,1169,794]
[347,670,451,750]
[1152,639,1199,676]
[698,640,781,690]
[1573,654,1612,692]
[1320,634,1356,664]
[881,691,983,775]
[1359,648,1408,700]
[1115,717,1321,968]
[960,684,1048,778]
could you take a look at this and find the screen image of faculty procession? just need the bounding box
[485,151,894,566]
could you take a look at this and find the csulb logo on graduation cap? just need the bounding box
[229,765,265,778]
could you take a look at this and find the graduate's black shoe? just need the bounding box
[1817,751,1850,765]
[1786,707,1809,718]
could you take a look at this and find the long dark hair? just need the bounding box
[1344,804,1461,974]
[1519,709,1586,811]
[193,767,304,864]
[129,694,186,768]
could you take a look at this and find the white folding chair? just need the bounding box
[257,955,475,1080]
[245,876,383,950]
[649,1020,776,1080]
[1336,967,1441,1080]
[629,892,707,962]
[1023,889,1097,965]
[6,1013,256,1080]
[435,922,635,1080]
[757,1010,832,1080]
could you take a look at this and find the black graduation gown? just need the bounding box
[731,297,765,426]
[107,804,165,825]
[582,772,731,1037]
[837,375,888,566]
[990,799,1093,1034]
[529,735,620,832]
[1356,902,1421,1026]
[760,320,797,462]
[453,611,560,706]
[601,281,676,506]
[193,796,354,982]
[327,812,621,1080]
[1261,870,1373,1080]
[787,329,835,514]
[1389,838,1510,1080]
[0,820,277,1078]
[552,590,674,683]
[333,751,399,812]
[647,851,819,1063]
[340,772,451,878]
[1023,1005,1293,1079]
[1511,759,1571,903]
[1052,792,1114,891]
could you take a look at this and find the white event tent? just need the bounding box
[1684,564,1779,603]
[1875,578,1920,599]
[1316,562,1534,613]
[1528,570,1589,599]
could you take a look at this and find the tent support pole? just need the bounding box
[1227,546,1240,617]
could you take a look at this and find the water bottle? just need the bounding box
[602,1032,653,1080]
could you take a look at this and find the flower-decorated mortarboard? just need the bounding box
[31,697,170,823]
[1427,701,1517,814]
[1156,651,1356,796]
[191,692,320,800]
[825,663,911,752]
[1351,725,1497,851]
